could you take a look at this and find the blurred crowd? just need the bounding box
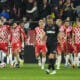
[0,0,80,29]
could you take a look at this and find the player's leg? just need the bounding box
[73,44,79,67]
[41,45,46,70]
[14,49,20,68]
[0,43,8,65]
[0,50,2,63]
[46,44,56,74]
[6,47,12,65]
[73,53,79,67]
[65,53,70,67]
[64,42,70,67]
[70,53,74,66]
[19,50,24,67]
[77,44,80,67]
[6,48,13,67]
[56,44,62,69]
[12,43,20,68]
[35,45,41,66]
[19,49,24,61]
[0,51,6,63]
[67,43,74,67]
[49,52,56,74]
[78,52,80,68]
[69,44,74,67]
[69,46,74,67]
[13,42,23,68]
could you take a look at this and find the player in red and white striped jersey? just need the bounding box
[72,19,80,67]
[10,22,26,67]
[35,19,47,70]
[56,19,63,69]
[0,19,10,65]
[63,20,74,67]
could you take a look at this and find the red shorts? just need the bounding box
[35,44,47,55]
[74,43,80,53]
[0,43,8,53]
[12,42,22,53]
[63,42,74,53]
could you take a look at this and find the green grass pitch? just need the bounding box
[0,64,80,80]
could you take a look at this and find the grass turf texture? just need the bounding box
[0,64,80,80]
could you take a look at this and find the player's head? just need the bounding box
[56,19,62,27]
[64,20,70,27]
[64,17,70,27]
[0,19,3,26]
[0,16,7,24]
[38,19,45,29]
[46,15,53,25]
[12,22,18,28]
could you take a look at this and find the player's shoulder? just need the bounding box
[17,25,21,28]
[35,26,39,30]
[3,25,9,29]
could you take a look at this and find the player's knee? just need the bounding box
[35,53,39,58]
[48,53,54,59]
[57,51,62,55]
[42,53,46,57]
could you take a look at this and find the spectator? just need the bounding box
[0,9,10,19]
[48,0,59,7]
[7,0,23,20]
[0,0,7,13]
[22,16,30,34]
[23,0,38,20]
[63,0,75,21]
[38,0,51,18]
[72,0,80,6]
[51,6,60,19]
[58,0,64,19]
[75,5,80,18]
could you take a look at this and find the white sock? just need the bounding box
[9,47,13,64]
[56,58,58,66]
[65,54,70,66]
[74,56,79,66]
[78,53,80,65]
[37,56,41,64]
[70,54,74,65]
[42,56,46,68]
[8,53,13,65]
[57,55,61,69]
[7,56,9,64]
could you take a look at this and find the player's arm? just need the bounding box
[42,32,47,42]
[20,26,27,48]
[57,32,60,43]
[72,28,75,47]
[33,28,37,46]
[7,25,12,47]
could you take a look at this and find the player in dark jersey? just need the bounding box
[45,15,59,74]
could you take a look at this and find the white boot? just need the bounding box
[50,70,56,75]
